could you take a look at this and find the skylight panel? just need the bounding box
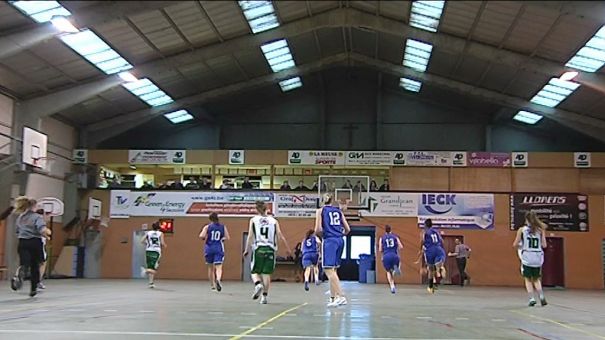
[238,0,279,33]
[409,1,445,32]
[261,39,296,73]
[565,25,605,72]
[279,77,302,92]
[399,78,422,92]
[530,78,579,108]
[60,29,133,75]
[164,110,194,124]
[513,111,543,125]
[11,1,71,23]
[403,39,433,72]
[122,78,174,107]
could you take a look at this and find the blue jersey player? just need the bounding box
[378,225,403,294]
[315,194,351,307]
[199,212,230,292]
[301,229,322,291]
[420,219,446,294]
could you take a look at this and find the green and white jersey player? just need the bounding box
[243,201,291,304]
[141,222,167,288]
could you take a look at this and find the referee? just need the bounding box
[448,238,471,286]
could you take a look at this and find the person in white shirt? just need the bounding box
[141,222,167,288]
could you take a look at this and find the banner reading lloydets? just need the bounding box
[110,191,273,218]
[510,194,589,232]
[417,193,495,230]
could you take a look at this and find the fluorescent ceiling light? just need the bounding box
[238,0,279,34]
[118,71,138,83]
[513,111,543,125]
[530,78,580,108]
[123,78,174,107]
[11,0,71,23]
[399,77,422,92]
[279,77,302,92]
[164,110,194,124]
[403,39,433,72]
[560,71,579,81]
[409,1,445,33]
[60,29,133,75]
[50,16,78,33]
[261,39,297,73]
[565,25,605,72]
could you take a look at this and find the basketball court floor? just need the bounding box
[0,280,603,339]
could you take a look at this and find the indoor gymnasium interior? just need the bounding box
[1,1,605,339]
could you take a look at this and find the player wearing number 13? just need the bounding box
[379,225,403,294]
[513,211,548,307]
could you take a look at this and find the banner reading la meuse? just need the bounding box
[510,193,589,232]
[110,191,273,217]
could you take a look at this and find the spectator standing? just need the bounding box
[342,179,353,189]
[241,177,254,190]
[280,181,292,191]
[294,180,310,191]
[219,179,232,190]
[185,177,200,190]
[200,178,212,190]
[379,179,390,192]
[370,180,378,192]
[171,180,184,190]
[353,180,366,192]
[448,238,471,286]
[141,182,155,190]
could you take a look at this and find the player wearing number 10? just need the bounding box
[199,212,230,292]
[513,211,548,307]
[141,222,167,289]
[315,194,351,308]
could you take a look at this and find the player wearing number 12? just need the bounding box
[141,222,167,289]
[513,211,548,307]
[243,201,292,305]
[199,212,230,292]
[378,225,404,294]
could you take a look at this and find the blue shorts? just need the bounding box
[205,249,224,264]
[382,253,400,272]
[322,237,344,268]
[425,247,446,266]
[302,252,319,268]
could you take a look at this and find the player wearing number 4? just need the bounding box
[141,222,167,289]
[199,212,230,292]
[243,201,292,304]
[513,211,548,307]
[315,194,351,307]
[379,225,403,294]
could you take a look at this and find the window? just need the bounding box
[350,236,372,260]
[341,237,348,260]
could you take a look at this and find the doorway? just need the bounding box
[338,227,375,281]
[542,237,564,287]
[242,232,251,282]
[421,235,462,285]
[131,230,146,278]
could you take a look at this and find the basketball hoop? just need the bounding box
[37,197,64,217]
[31,156,56,175]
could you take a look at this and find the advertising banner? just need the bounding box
[512,152,528,167]
[574,152,591,168]
[128,150,186,164]
[451,152,467,167]
[345,151,403,166]
[403,151,452,167]
[229,150,244,165]
[360,192,418,217]
[510,194,589,232]
[72,149,88,164]
[273,193,319,218]
[467,152,511,167]
[288,151,345,165]
[417,193,495,230]
[111,191,273,217]
[110,190,131,219]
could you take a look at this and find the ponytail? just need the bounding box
[13,196,32,214]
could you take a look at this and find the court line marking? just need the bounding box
[510,310,605,339]
[228,302,307,340]
[0,330,482,340]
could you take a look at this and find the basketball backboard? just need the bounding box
[318,175,370,209]
[37,197,64,217]
[23,126,47,168]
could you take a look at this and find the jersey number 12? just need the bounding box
[329,212,341,226]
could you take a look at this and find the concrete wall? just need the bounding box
[0,94,12,155]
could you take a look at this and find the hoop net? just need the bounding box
[31,156,56,175]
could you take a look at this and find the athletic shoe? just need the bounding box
[11,266,23,291]
[540,298,548,306]
[252,284,263,300]
[216,280,222,292]
[37,282,46,290]
[336,296,347,306]
[393,266,401,276]
[149,283,155,289]
[304,281,309,291]
[315,280,320,286]
[29,290,37,297]
[327,298,339,308]
[211,286,216,291]
[390,286,396,294]
[528,298,537,307]
[427,287,435,294]
[260,296,268,304]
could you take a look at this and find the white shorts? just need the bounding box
[521,251,543,268]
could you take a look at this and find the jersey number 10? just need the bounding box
[211,230,222,241]
[527,237,539,249]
